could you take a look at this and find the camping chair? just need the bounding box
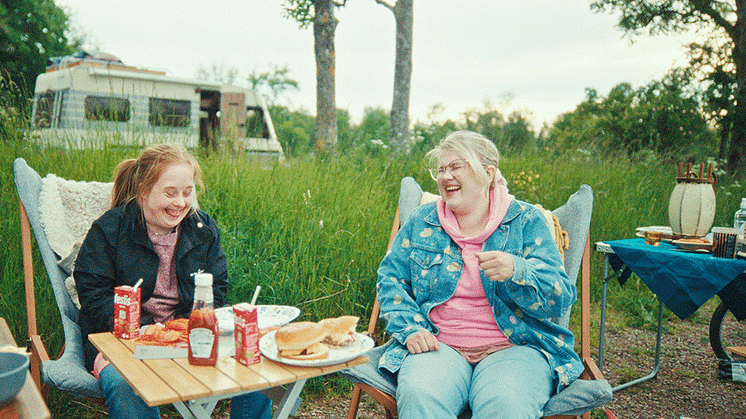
[343,178,611,419]
[14,157,109,400]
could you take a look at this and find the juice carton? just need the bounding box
[233,303,260,366]
[114,285,141,339]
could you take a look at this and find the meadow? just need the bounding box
[2,135,745,416]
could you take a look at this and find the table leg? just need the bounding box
[173,398,219,419]
[170,379,307,419]
[272,379,307,419]
[611,299,663,392]
[597,254,664,392]
[598,256,610,371]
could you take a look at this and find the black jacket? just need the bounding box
[75,201,228,370]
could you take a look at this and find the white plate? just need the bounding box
[215,305,301,334]
[259,330,375,367]
[635,226,672,238]
[673,239,713,252]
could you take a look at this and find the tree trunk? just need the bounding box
[728,0,746,173]
[390,0,413,152]
[314,0,338,153]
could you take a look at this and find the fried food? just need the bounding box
[134,320,189,346]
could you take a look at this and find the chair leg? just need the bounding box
[347,385,362,419]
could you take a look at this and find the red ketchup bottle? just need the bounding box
[188,273,218,366]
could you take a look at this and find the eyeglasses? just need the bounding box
[429,159,469,181]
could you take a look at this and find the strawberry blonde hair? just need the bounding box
[110,143,203,209]
[425,130,506,189]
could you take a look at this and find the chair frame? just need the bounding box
[20,199,50,394]
[346,206,602,419]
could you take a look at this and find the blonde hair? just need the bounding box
[425,130,505,188]
[110,143,203,209]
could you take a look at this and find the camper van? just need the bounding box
[30,52,284,159]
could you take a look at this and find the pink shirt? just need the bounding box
[141,227,180,323]
[430,187,513,348]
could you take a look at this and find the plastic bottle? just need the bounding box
[188,273,218,366]
[734,198,746,252]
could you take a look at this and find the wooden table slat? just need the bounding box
[173,358,241,397]
[89,333,180,406]
[214,357,271,392]
[245,358,305,386]
[144,359,212,400]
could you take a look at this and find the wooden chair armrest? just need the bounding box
[28,334,50,392]
[580,357,604,381]
[29,334,50,362]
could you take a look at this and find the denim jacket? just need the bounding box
[376,199,583,393]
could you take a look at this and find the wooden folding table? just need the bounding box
[89,332,368,419]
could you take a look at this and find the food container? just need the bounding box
[233,303,260,366]
[114,285,141,339]
[713,227,739,258]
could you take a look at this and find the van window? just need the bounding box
[85,96,130,122]
[34,91,57,128]
[149,98,190,127]
[246,107,269,139]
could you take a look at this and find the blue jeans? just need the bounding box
[99,365,272,419]
[397,344,553,419]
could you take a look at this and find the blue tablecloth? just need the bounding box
[607,238,746,320]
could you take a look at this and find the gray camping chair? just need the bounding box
[342,178,611,419]
[15,157,107,399]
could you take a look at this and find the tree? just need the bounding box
[247,64,300,107]
[196,63,239,85]
[284,0,347,153]
[589,0,746,172]
[547,70,716,157]
[374,0,413,152]
[0,0,78,94]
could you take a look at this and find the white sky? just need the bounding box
[56,0,696,129]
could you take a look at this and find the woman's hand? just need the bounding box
[405,330,440,354]
[478,251,515,281]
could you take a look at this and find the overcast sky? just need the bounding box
[55,0,696,128]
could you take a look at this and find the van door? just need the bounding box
[220,92,245,142]
[199,90,220,151]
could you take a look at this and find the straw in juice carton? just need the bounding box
[113,279,143,339]
[234,286,261,366]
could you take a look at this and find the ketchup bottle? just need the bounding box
[188,273,218,366]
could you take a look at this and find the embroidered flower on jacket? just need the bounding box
[446,262,460,272]
[401,238,410,248]
[553,281,563,296]
[419,228,433,237]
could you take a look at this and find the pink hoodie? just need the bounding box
[430,184,513,348]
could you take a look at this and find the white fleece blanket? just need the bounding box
[38,174,113,261]
[38,174,113,309]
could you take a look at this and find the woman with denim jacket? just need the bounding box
[75,144,270,419]
[376,131,583,419]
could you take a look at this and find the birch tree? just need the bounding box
[374,0,413,152]
[285,0,346,152]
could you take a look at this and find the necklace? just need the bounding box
[149,226,177,236]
